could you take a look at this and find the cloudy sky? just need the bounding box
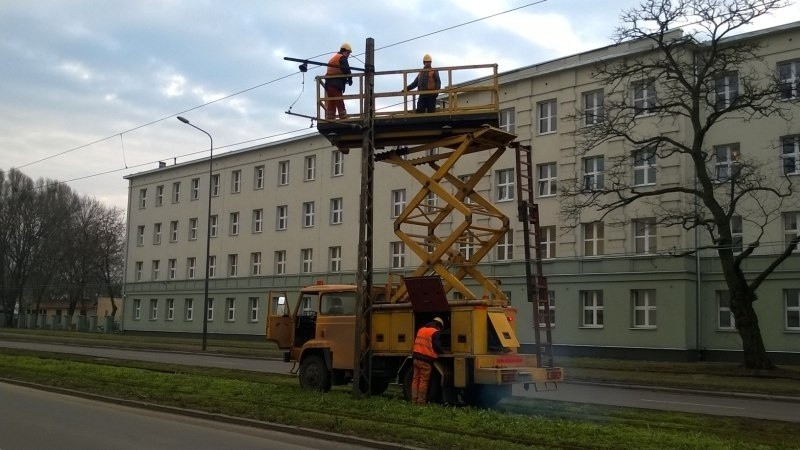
[2,0,797,210]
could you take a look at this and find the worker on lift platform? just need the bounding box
[405,53,441,113]
[325,42,353,120]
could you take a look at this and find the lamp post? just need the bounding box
[177,116,213,351]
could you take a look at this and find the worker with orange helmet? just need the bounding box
[324,42,353,120]
[405,53,441,113]
[411,316,446,404]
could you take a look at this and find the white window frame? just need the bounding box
[151,260,160,280]
[330,198,343,224]
[226,298,236,322]
[784,211,800,250]
[133,299,141,320]
[276,205,288,230]
[496,230,513,261]
[537,99,557,134]
[391,189,406,218]
[208,255,216,278]
[149,299,158,320]
[249,297,260,322]
[538,290,556,327]
[231,170,241,193]
[541,225,556,259]
[633,148,657,186]
[191,178,200,200]
[786,289,800,331]
[583,89,604,126]
[537,163,557,197]
[782,135,800,176]
[155,185,164,207]
[304,155,316,181]
[634,218,657,254]
[229,212,240,236]
[633,79,656,115]
[211,174,220,197]
[715,72,738,111]
[496,168,515,202]
[254,165,265,190]
[717,290,735,330]
[583,222,604,257]
[185,298,194,321]
[275,250,287,275]
[139,188,147,209]
[278,160,290,186]
[207,298,215,322]
[731,215,743,254]
[251,252,262,275]
[228,253,238,277]
[332,150,344,177]
[499,107,515,133]
[583,156,604,191]
[189,217,198,241]
[390,241,405,268]
[581,290,603,328]
[166,298,175,321]
[778,59,800,100]
[186,257,196,279]
[153,222,162,245]
[136,225,144,246]
[135,261,143,281]
[168,258,177,280]
[329,246,342,273]
[169,220,179,242]
[253,209,264,233]
[302,201,315,228]
[172,182,180,203]
[210,215,218,238]
[715,143,741,181]
[632,289,657,329]
[301,248,313,273]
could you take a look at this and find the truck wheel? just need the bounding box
[462,384,511,408]
[358,377,390,395]
[299,355,331,392]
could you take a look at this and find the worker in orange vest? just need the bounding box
[411,316,445,404]
[324,43,353,120]
[405,53,441,113]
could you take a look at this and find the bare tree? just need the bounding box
[93,205,125,321]
[561,0,798,369]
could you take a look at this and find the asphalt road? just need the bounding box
[2,340,799,423]
[0,382,382,450]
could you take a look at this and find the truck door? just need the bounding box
[266,291,293,349]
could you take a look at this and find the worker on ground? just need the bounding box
[411,316,445,404]
[405,53,441,113]
[325,43,353,120]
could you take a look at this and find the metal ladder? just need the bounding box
[514,144,555,370]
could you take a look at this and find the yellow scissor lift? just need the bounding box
[288,63,562,406]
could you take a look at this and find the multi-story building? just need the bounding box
[123,21,800,362]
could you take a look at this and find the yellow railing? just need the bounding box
[316,64,499,121]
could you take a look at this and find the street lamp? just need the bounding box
[177,116,213,351]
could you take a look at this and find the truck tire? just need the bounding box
[462,384,511,408]
[299,355,331,392]
[358,377,390,395]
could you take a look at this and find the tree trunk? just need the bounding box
[732,290,775,370]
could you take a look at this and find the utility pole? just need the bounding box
[353,37,375,397]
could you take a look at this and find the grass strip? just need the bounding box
[1,349,797,450]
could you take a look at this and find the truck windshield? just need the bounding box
[321,292,356,315]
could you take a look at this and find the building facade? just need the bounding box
[123,22,800,361]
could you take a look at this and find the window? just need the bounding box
[166,298,175,321]
[634,218,657,254]
[583,90,604,125]
[226,298,236,321]
[231,170,241,193]
[275,250,287,275]
[133,299,141,320]
[251,252,262,275]
[303,201,315,228]
[633,79,656,115]
[151,260,160,280]
[304,155,316,181]
[330,198,343,224]
[301,248,313,273]
[208,255,216,278]
[390,241,405,268]
[149,299,158,320]
[168,258,177,280]
[782,136,800,175]
[778,59,800,100]
[153,222,162,245]
[784,212,800,250]
[715,143,741,181]
[539,291,556,327]
[169,221,179,242]
[717,291,735,330]
[230,212,240,236]
[332,150,344,176]
[172,182,181,203]
[278,160,290,185]
[499,107,515,133]
[253,209,263,233]
[207,298,215,322]
[185,298,194,321]
[191,178,200,200]
[583,156,604,191]
[583,222,604,256]
[189,218,198,240]
[715,72,738,111]
[249,297,260,322]
[459,239,475,260]
[228,254,238,277]
[391,189,406,218]
[496,230,513,261]
[276,205,288,230]
[254,165,265,190]
[424,191,438,213]
[633,148,656,186]
[210,215,218,238]
[537,163,557,197]
[329,246,342,272]
[786,289,800,330]
[135,261,143,281]
[458,174,474,204]
[211,174,220,197]
[155,185,164,206]
[632,290,656,328]
[496,168,515,201]
[186,257,196,279]
[139,188,147,209]
[541,226,556,259]
[581,290,603,327]
[731,215,743,253]
[136,225,144,246]
[537,99,557,134]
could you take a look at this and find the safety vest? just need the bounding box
[413,326,438,359]
[327,53,344,76]
[417,69,437,91]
